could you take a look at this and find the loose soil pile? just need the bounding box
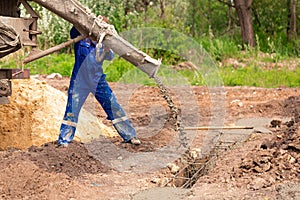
[0,78,65,149]
[0,78,116,150]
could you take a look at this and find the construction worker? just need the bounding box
[57,21,141,147]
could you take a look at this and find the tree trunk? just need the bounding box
[226,0,233,32]
[287,0,297,40]
[143,0,149,22]
[189,0,197,36]
[233,0,256,47]
[159,0,165,19]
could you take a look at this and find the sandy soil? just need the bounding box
[0,74,299,200]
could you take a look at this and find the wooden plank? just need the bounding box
[184,126,254,130]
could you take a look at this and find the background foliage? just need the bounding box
[2,0,299,88]
[27,0,300,57]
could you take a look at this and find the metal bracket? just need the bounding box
[0,69,30,79]
[0,69,30,104]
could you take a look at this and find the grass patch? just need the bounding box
[220,66,300,88]
[1,53,299,88]
[0,53,74,76]
[177,66,300,88]
[103,57,135,82]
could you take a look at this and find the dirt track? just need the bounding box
[0,75,299,199]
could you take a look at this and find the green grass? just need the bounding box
[0,53,74,76]
[220,66,300,88]
[103,57,135,82]
[177,65,300,88]
[1,53,299,88]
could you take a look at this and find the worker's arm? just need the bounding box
[103,45,114,61]
[70,26,82,58]
[70,26,81,39]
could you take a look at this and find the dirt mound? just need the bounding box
[0,78,65,149]
[233,119,300,189]
[0,78,116,150]
[284,95,300,120]
[231,95,300,187]
[27,141,110,177]
[192,95,300,194]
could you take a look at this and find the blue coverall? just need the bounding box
[58,27,137,145]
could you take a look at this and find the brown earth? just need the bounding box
[0,74,299,200]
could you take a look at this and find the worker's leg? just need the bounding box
[94,76,137,142]
[58,79,90,145]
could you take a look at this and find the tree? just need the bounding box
[225,0,237,34]
[233,0,256,47]
[159,0,165,18]
[187,0,229,37]
[287,0,298,40]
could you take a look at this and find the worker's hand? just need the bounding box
[104,46,110,52]
[98,15,109,23]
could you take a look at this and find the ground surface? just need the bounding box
[0,74,299,200]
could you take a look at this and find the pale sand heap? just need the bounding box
[0,78,117,150]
